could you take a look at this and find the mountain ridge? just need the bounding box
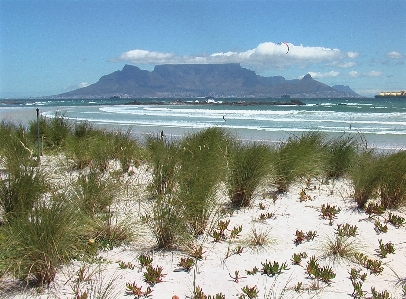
[57,64,361,99]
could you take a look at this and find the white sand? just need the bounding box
[1,156,405,299]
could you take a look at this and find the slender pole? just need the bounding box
[36,108,40,162]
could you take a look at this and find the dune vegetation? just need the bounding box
[0,114,405,298]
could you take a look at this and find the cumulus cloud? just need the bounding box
[328,61,357,68]
[116,49,177,64]
[365,71,383,77]
[386,51,404,59]
[63,82,90,91]
[347,52,359,58]
[113,42,351,69]
[307,71,340,78]
[348,70,360,77]
[77,82,90,88]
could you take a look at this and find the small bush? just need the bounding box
[291,252,308,265]
[274,131,326,193]
[241,285,259,299]
[374,220,388,234]
[323,134,358,179]
[227,142,272,207]
[322,235,359,263]
[365,202,385,217]
[0,165,49,222]
[335,223,358,237]
[354,252,384,275]
[74,169,119,217]
[177,257,195,272]
[260,260,289,277]
[349,150,381,208]
[387,212,405,228]
[28,113,71,151]
[0,198,89,286]
[146,136,179,197]
[143,195,187,248]
[294,230,317,245]
[376,239,395,258]
[306,255,336,283]
[143,264,165,285]
[176,128,231,235]
[320,204,341,225]
[376,151,406,209]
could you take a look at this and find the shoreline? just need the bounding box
[0,106,404,153]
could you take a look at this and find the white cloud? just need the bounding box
[340,62,357,68]
[113,42,350,70]
[77,82,90,88]
[365,71,383,77]
[116,49,177,64]
[386,51,404,59]
[307,71,340,78]
[328,61,357,68]
[347,52,359,58]
[63,82,90,91]
[348,70,360,77]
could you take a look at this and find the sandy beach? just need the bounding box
[1,154,405,299]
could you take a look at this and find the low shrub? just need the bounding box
[376,151,406,209]
[323,134,358,179]
[0,165,49,222]
[28,112,72,151]
[354,252,384,275]
[143,195,187,248]
[143,264,165,285]
[146,135,179,197]
[349,150,381,208]
[176,128,231,235]
[387,212,405,228]
[73,169,119,217]
[110,128,145,172]
[322,235,359,263]
[274,131,326,193]
[0,198,89,286]
[227,142,272,207]
[260,260,289,277]
[0,120,35,169]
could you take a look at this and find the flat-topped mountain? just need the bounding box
[57,64,360,98]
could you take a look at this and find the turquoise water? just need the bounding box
[1,98,405,151]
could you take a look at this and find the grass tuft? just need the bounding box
[227,142,272,207]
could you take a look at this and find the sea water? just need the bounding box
[1,98,405,151]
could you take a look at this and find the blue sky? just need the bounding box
[0,0,405,98]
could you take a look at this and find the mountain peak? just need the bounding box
[57,64,360,98]
[302,73,313,80]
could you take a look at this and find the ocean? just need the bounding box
[1,97,405,151]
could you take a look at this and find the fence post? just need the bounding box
[36,108,41,162]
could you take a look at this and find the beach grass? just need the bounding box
[28,112,71,151]
[73,169,119,217]
[0,197,89,286]
[1,117,406,296]
[227,142,273,207]
[376,150,406,209]
[146,135,180,197]
[0,120,36,169]
[273,131,326,193]
[323,134,358,179]
[176,127,231,236]
[349,150,382,208]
